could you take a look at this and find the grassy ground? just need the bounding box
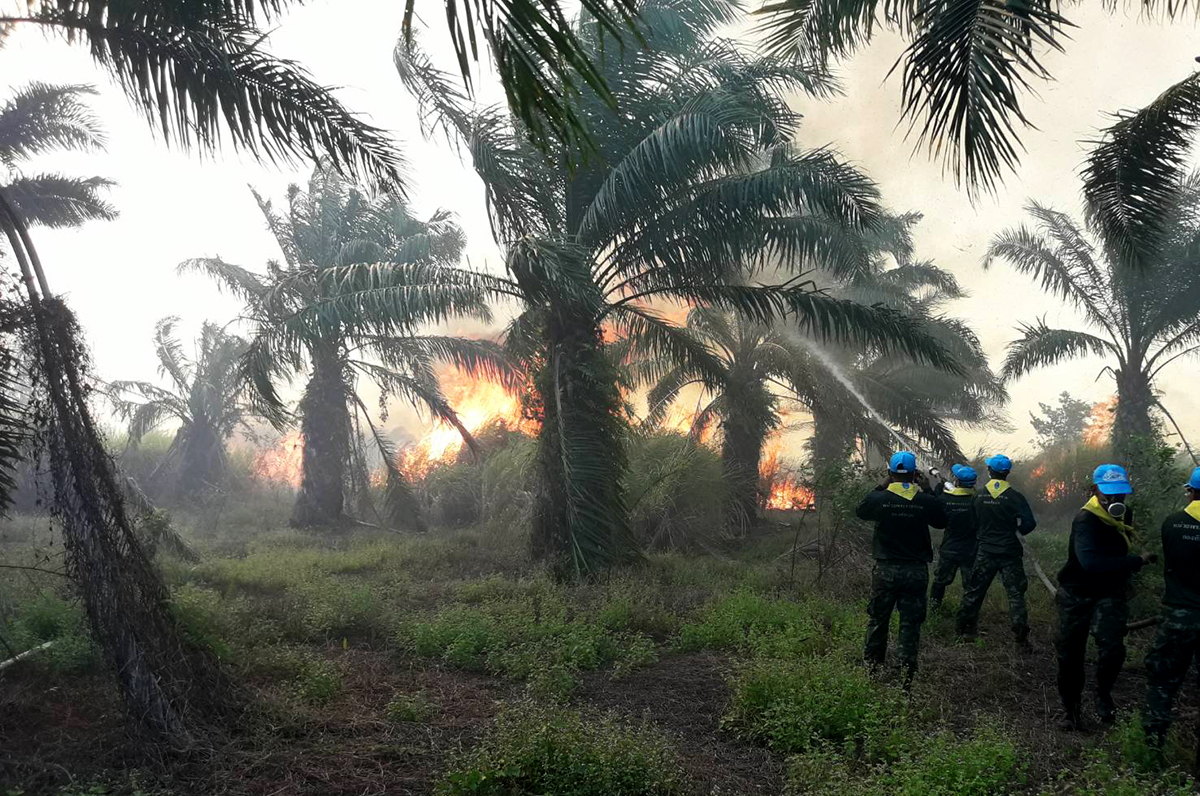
[1,507,1197,796]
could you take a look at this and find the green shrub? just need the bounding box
[170,583,233,659]
[873,725,1024,796]
[8,592,98,675]
[290,577,381,640]
[386,691,436,723]
[294,657,342,704]
[624,431,726,550]
[724,655,906,758]
[438,703,688,796]
[1042,749,1196,796]
[678,589,856,659]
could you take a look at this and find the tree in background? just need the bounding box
[396,0,958,577]
[1029,392,1093,450]
[109,317,254,499]
[186,164,515,530]
[984,190,1200,455]
[805,251,1007,471]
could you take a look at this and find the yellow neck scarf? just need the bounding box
[1082,495,1138,549]
[986,479,1010,498]
[945,486,974,496]
[1184,500,1200,524]
[887,482,918,501]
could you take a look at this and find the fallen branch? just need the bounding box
[0,640,55,672]
[0,564,66,577]
[1126,616,1160,632]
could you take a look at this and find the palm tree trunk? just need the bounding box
[291,346,351,527]
[1113,367,1156,455]
[720,412,764,536]
[530,311,633,578]
[0,194,223,743]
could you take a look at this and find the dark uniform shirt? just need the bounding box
[1056,508,1143,598]
[934,485,978,560]
[1159,506,1200,610]
[975,483,1037,557]
[856,485,946,563]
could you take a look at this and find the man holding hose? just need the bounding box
[1140,466,1200,748]
[956,454,1038,648]
[1055,464,1155,730]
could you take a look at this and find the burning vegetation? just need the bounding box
[759,441,816,511]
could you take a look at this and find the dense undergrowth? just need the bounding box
[1,492,1197,795]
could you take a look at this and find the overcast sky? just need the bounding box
[3,1,1199,461]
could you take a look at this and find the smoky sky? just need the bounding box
[3,0,1198,460]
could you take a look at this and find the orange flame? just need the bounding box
[1031,464,1046,478]
[401,368,535,478]
[1083,397,1116,447]
[253,431,303,488]
[759,441,815,511]
[1043,479,1068,501]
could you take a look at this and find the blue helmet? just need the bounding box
[1187,466,1200,491]
[889,451,917,475]
[985,454,1013,474]
[951,464,978,485]
[1093,464,1133,496]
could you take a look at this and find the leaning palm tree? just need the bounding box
[396,0,958,577]
[0,80,230,743]
[754,0,1194,196]
[983,191,1200,453]
[184,164,514,530]
[109,318,254,499]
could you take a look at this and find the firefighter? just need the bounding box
[1055,464,1155,729]
[929,464,979,611]
[956,454,1038,648]
[857,451,947,685]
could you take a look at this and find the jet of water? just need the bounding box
[799,337,910,451]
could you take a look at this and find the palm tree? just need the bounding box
[984,193,1200,453]
[753,0,1193,195]
[396,0,958,577]
[646,260,1003,527]
[806,258,1009,468]
[184,164,515,530]
[109,317,254,499]
[0,79,229,742]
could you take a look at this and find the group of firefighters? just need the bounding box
[856,451,1200,743]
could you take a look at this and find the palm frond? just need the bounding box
[0,82,105,167]
[606,303,729,390]
[151,317,192,394]
[400,0,640,155]
[378,335,523,393]
[0,339,26,514]
[684,284,963,374]
[982,216,1114,334]
[1000,320,1115,380]
[2,174,117,228]
[1082,71,1200,270]
[896,0,1070,193]
[33,7,406,189]
[177,257,269,303]
[350,393,427,532]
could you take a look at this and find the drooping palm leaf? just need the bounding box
[0,82,105,166]
[2,174,117,227]
[13,4,406,188]
[1000,321,1115,380]
[1082,72,1200,271]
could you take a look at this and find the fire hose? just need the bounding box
[1016,531,1159,632]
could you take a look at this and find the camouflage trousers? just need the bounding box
[865,561,929,674]
[1142,606,1200,742]
[956,550,1028,639]
[929,551,975,606]
[1054,587,1129,712]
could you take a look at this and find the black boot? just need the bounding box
[1096,692,1116,725]
[1014,624,1032,651]
[1057,703,1086,732]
